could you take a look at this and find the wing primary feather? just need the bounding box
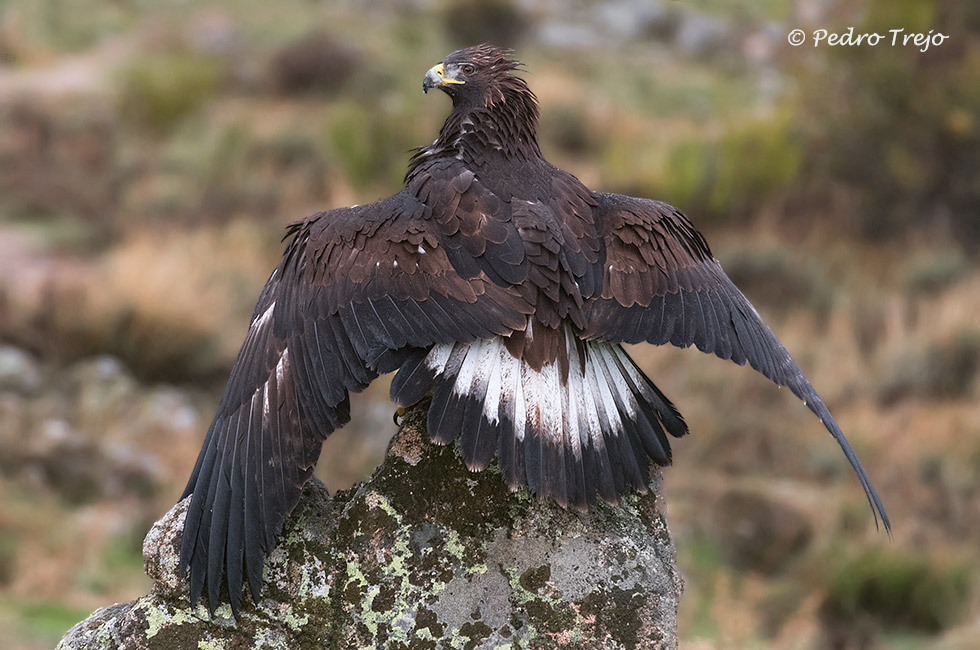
[365,297,398,348]
[728,301,759,370]
[686,291,707,351]
[225,400,249,617]
[810,392,890,533]
[382,294,421,344]
[704,290,733,361]
[205,407,240,614]
[243,390,265,606]
[272,357,290,540]
[694,291,715,353]
[403,297,443,339]
[389,347,434,406]
[670,289,687,347]
[181,417,224,606]
[257,379,276,550]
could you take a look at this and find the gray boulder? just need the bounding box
[57,406,682,649]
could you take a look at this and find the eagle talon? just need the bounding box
[393,406,408,426]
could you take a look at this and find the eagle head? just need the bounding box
[422,44,524,108]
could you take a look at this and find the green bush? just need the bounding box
[797,0,980,247]
[325,99,420,191]
[0,533,18,587]
[820,546,972,634]
[117,52,224,134]
[658,113,804,224]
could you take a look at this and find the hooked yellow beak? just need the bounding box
[422,63,465,93]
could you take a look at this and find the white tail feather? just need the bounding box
[422,324,636,464]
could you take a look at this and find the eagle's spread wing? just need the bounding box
[178,190,532,615]
[179,44,890,619]
[584,192,890,531]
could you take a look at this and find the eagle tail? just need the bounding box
[390,325,688,509]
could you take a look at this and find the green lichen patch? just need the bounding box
[369,410,518,538]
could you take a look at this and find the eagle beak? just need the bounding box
[423,63,465,94]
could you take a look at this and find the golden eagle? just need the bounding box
[178,44,889,615]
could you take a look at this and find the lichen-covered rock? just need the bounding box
[58,406,682,649]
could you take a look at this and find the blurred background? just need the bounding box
[0,0,977,648]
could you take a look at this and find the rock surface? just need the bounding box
[57,406,682,649]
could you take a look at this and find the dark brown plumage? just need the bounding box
[178,44,889,616]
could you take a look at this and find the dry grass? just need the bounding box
[655,244,980,648]
[1,223,282,382]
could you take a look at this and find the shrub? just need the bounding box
[0,226,279,384]
[0,100,122,243]
[540,104,600,157]
[440,0,531,49]
[324,99,420,191]
[902,249,968,295]
[0,531,18,586]
[795,0,980,248]
[819,546,972,637]
[658,112,804,225]
[268,31,358,96]
[117,52,224,134]
[877,331,980,404]
[710,489,813,575]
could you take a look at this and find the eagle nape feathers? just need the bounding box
[176,43,890,617]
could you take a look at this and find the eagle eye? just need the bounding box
[461,63,475,75]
